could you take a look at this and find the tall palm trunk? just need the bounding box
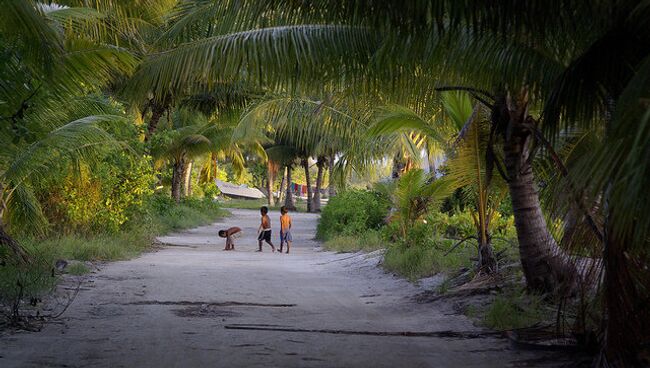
[278,167,286,203]
[328,154,336,198]
[312,156,326,212]
[391,153,404,179]
[171,157,185,203]
[266,161,275,207]
[496,92,577,294]
[182,160,193,197]
[426,142,437,175]
[145,101,166,142]
[284,165,296,211]
[302,157,313,212]
[476,190,497,273]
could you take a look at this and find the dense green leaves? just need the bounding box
[316,189,389,240]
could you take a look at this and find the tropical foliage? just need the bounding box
[1,0,649,364]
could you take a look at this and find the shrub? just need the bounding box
[43,153,155,234]
[316,189,389,240]
[424,210,517,241]
[0,254,58,323]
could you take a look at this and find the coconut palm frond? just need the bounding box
[125,24,378,101]
[383,169,454,237]
[368,104,446,144]
[5,115,125,186]
[1,0,63,73]
[573,55,650,248]
[4,183,48,237]
[52,38,138,95]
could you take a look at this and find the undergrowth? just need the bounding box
[322,230,385,253]
[482,289,547,330]
[1,195,227,325]
[383,238,475,281]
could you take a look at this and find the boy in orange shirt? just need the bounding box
[279,206,292,254]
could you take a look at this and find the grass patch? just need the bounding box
[382,239,474,281]
[23,196,228,263]
[322,230,385,253]
[66,262,90,275]
[483,289,546,330]
[220,197,308,212]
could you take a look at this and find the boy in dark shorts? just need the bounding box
[218,226,242,251]
[257,206,276,252]
[279,206,292,254]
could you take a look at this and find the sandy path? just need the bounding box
[0,209,551,367]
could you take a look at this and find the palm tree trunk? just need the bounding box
[145,101,166,142]
[497,93,577,294]
[328,154,336,198]
[477,195,497,273]
[171,158,184,203]
[278,167,286,203]
[266,161,275,207]
[477,233,497,274]
[302,157,313,212]
[284,165,296,211]
[426,144,437,175]
[182,160,193,197]
[312,156,326,212]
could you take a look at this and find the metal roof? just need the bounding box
[215,179,265,199]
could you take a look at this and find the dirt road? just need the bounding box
[0,209,551,367]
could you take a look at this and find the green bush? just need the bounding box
[424,210,517,241]
[42,153,155,235]
[317,189,389,240]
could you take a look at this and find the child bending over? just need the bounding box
[218,226,241,251]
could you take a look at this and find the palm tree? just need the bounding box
[369,92,507,273]
[0,0,137,259]
[265,145,300,211]
[293,1,649,361]
[376,169,453,242]
[311,156,327,212]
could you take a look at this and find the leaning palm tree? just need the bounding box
[290,1,649,361]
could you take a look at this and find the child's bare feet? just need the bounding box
[286,251,289,254]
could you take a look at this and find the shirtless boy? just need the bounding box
[257,206,276,252]
[279,206,292,254]
[218,226,241,251]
